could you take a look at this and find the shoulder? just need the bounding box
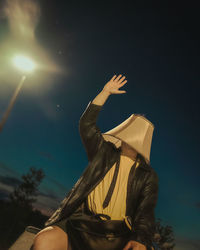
[150,167,159,180]
[144,161,159,181]
[103,140,121,155]
[140,160,159,185]
[147,168,159,189]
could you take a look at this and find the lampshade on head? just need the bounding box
[102,114,155,165]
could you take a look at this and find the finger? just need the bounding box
[114,74,122,81]
[118,76,126,84]
[116,90,126,94]
[119,80,127,86]
[111,75,117,81]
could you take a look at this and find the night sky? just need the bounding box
[0,1,199,249]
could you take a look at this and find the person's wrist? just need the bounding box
[102,88,111,95]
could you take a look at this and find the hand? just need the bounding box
[123,240,147,250]
[103,74,127,95]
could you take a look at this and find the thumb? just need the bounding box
[116,90,126,94]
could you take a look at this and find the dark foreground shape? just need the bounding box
[8,226,41,250]
[8,225,161,250]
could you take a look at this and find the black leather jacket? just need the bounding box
[44,101,159,249]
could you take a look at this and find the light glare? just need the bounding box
[13,55,35,72]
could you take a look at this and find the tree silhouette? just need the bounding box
[0,167,47,249]
[9,167,45,209]
[153,218,176,249]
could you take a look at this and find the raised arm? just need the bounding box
[79,74,127,162]
[79,99,107,162]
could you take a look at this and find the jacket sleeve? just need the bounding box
[130,169,159,249]
[79,101,107,162]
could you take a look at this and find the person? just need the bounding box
[32,74,159,250]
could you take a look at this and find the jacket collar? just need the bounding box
[117,146,151,172]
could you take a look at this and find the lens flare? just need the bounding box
[13,55,35,72]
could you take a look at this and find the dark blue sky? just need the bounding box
[0,1,199,248]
